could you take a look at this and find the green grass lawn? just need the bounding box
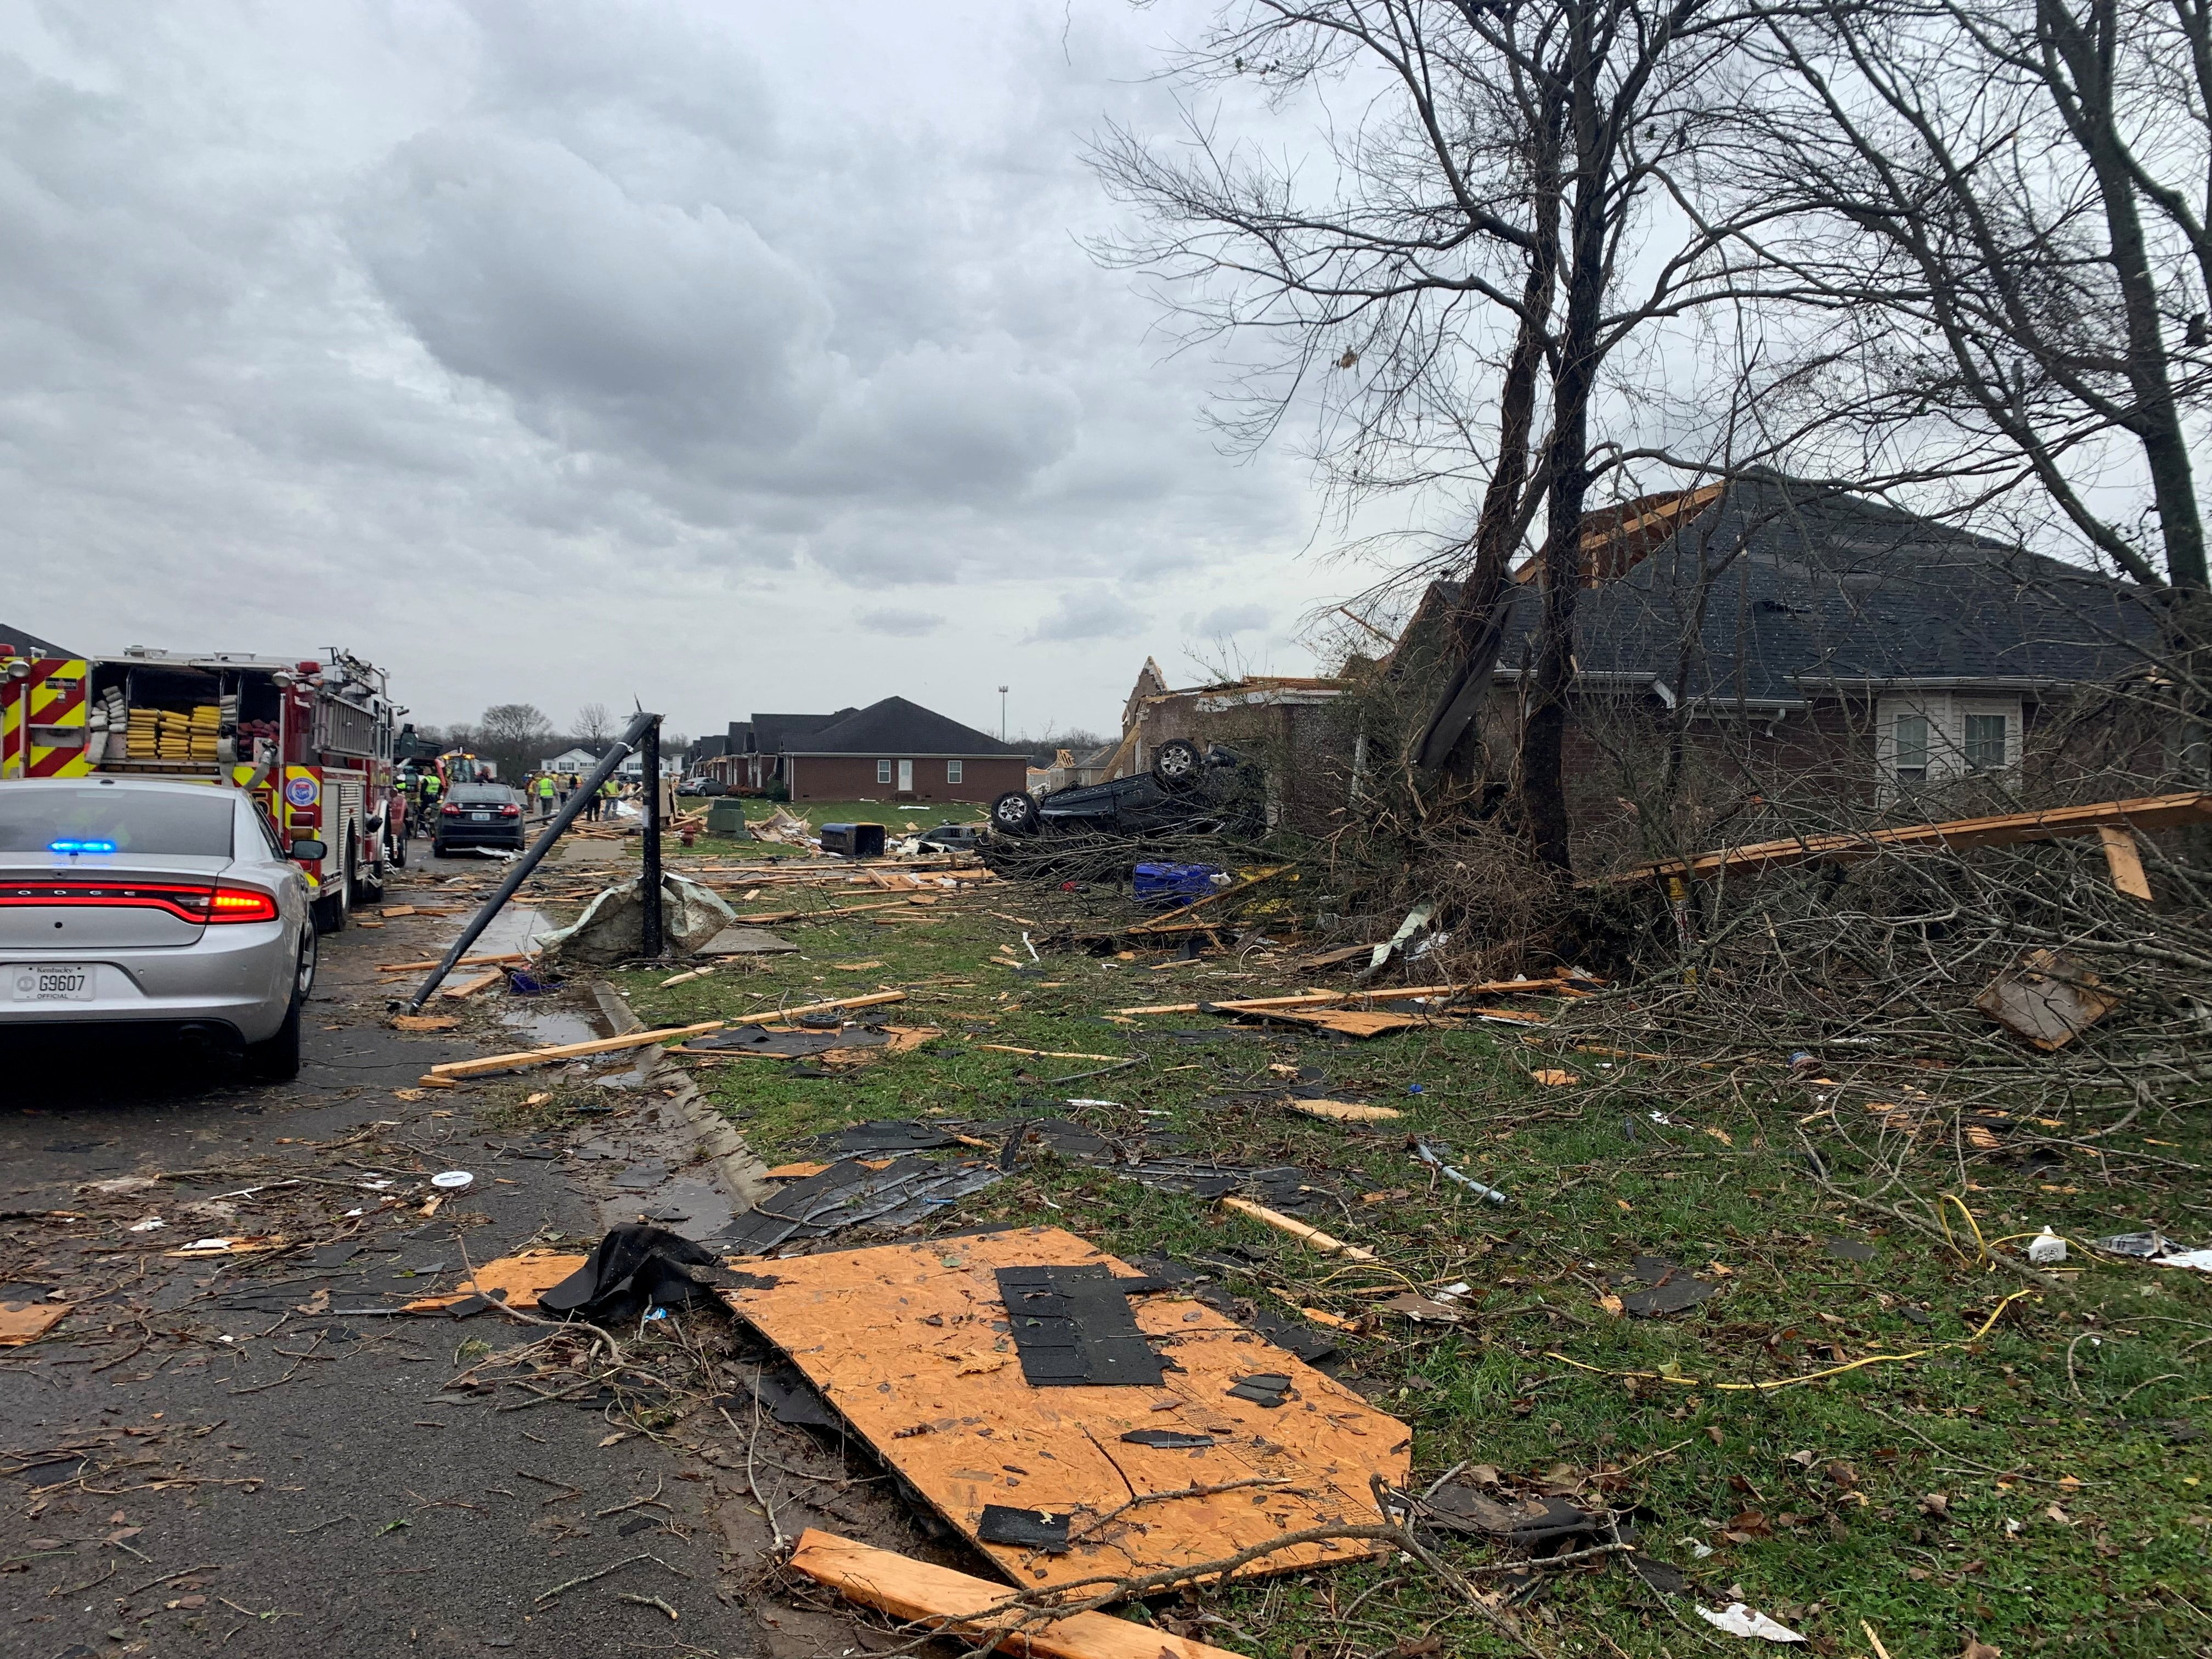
[662,797,991,859]
[591,859,2212,1657]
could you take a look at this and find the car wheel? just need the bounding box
[243,931,314,1084]
[431,839,448,859]
[990,791,1040,835]
[388,830,408,870]
[1150,739,1204,789]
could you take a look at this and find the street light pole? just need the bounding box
[997,685,1008,742]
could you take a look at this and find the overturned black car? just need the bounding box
[989,740,1263,839]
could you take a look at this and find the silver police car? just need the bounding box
[0,777,320,1080]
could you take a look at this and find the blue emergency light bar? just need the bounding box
[49,839,117,854]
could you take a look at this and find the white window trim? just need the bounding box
[876,759,892,784]
[1876,691,2021,798]
[946,759,963,783]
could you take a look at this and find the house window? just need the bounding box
[946,760,963,783]
[1893,713,1929,783]
[876,759,892,785]
[1964,712,2007,770]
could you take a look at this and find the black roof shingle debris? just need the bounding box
[789,695,1028,757]
[1420,475,2162,707]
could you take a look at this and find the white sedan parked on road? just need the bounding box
[0,777,321,1080]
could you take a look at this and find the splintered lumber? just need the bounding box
[973,1043,1129,1062]
[787,1530,1250,1659]
[1126,865,1290,933]
[1242,1007,1423,1038]
[719,1228,1408,1590]
[747,990,907,1022]
[2097,826,2153,901]
[1115,990,1343,1017]
[1218,1197,1378,1262]
[428,1020,729,1079]
[438,968,504,1000]
[1286,1098,1403,1124]
[1613,789,2212,884]
[377,951,531,974]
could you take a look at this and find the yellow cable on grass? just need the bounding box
[1544,1290,2035,1394]
[1938,1192,1989,1265]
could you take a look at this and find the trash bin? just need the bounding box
[820,822,887,858]
[706,798,750,837]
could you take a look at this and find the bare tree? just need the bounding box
[1722,0,2212,761]
[475,702,555,782]
[1091,0,1774,868]
[575,702,613,747]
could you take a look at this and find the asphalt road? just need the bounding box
[0,842,888,1659]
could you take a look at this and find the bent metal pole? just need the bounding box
[405,708,662,1013]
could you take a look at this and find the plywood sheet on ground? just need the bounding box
[0,1300,70,1346]
[402,1249,586,1312]
[720,1225,1410,1590]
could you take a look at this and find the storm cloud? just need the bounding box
[0,1,1329,733]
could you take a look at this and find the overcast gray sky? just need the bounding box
[0,0,1348,740]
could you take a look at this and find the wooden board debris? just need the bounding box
[391,1014,460,1032]
[1612,789,2212,884]
[439,968,504,1000]
[0,1300,71,1346]
[787,1530,1251,1659]
[1973,948,2120,1051]
[2097,826,2153,901]
[1217,1197,1378,1262]
[719,1227,1409,1590]
[1240,1007,1422,1039]
[429,1019,730,1079]
[401,1249,587,1313]
[1285,1099,1403,1124]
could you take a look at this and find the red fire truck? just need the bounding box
[0,644,406,933]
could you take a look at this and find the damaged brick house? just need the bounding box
[1391,471,2169,852]
[1096,667,1352,832]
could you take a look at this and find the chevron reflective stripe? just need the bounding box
[23,659,91,777]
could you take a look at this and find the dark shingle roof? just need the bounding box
[789,696,1027,757]
[0,620,80,659]
[752,711,852,754]
[1476,475,2161,704]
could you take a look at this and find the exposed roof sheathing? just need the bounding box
[719,1226,1412,1590]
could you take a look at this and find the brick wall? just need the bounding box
[784,754,1028,805]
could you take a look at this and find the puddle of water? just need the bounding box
[500,1007,600,1047]
[465,904,551,957]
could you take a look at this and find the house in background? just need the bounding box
[538,744,604,776]
[1390,471,2166,848]
[781,696,1028,804]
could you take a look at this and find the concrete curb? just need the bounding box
[588,978,772,1207]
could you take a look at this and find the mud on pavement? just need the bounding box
[0,866,927,1659]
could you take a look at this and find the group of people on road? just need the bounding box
[529,770,624,821]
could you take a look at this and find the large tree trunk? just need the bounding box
[1519,16,1609,872]
[1414,162,1564,783]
